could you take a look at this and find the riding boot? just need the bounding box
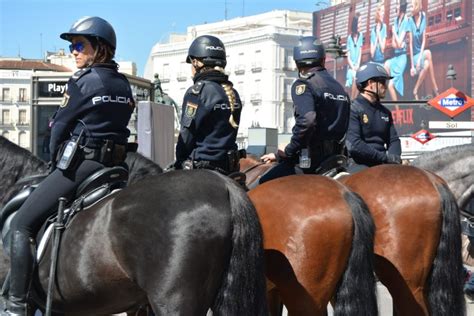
[1,231,34,316]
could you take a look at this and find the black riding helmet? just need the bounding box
[355,62,393,89]
[293,36,326,67]
[186,35,227,67]
[60,16,116,49]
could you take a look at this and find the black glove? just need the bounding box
[386,154,402,164]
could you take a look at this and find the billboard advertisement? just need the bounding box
[314,0,472,102]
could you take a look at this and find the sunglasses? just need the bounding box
[69,42,86,53]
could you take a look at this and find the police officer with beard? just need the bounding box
[346,61,401,172]
[174,35,243,175]
[259,36,350,183]
[1,16,134,316]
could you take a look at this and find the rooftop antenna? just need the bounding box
[17,45,21,57]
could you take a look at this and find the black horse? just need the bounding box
[0,136,268,315]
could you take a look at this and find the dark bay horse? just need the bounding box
[248,175,377,316]
[240,157,464,315]
[341,165,464,316]
[0,136,268,315]
[239,156,273,188]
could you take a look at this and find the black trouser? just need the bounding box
[7,159,104,304]
[259,161,312,185]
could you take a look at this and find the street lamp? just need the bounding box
[325,35,346,79]
[446,64,457,88]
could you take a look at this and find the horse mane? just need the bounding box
[125,152,163,185]
[411,143,474,170]
[0,136,48,207]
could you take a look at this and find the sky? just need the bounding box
[0,0,327,77]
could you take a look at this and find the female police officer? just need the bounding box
[1,16,134,315]
[174,35,243,175]
[346,61,401,173]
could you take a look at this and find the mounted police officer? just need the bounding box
[174,35,243,175]
[346,61,401,173]
[259,36,351,183]
[1,16,134,316]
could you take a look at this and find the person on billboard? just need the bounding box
[259,37,350,183]
[346,62,402,173]
[0,16,134,316]
[370,2,387,63]
[408,0,439,100]
[384,0,409,101]
[174,35,244,176]
[345,14,364,99]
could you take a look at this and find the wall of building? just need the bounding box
[144,10,312,144]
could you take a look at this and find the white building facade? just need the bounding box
[144,10,313,146]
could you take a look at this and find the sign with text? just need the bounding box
[428,88,474,118]
[429,121,474,129]
[411,129,436,145]
[37,81,68,98]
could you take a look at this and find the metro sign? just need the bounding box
[411,129,436,144]
[428,88,474,118]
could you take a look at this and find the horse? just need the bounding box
[248,175,377,316]
[240,157,465,315]
[341,165,464,316]
[411,143,474,212]
[0,136,268,316]
[411,143,474,269]
[123,152,378,315]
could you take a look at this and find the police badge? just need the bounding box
[295,84,306,95]
[362,114,369,124]
[185,102,198,118]
[60,93,70,108]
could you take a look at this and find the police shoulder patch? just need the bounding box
[362,113,369,124]
[295,84,306,95]
[185,102,198,118]
[60,93,70,108]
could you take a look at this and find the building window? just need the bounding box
[2,110,10,124]
[18,110,27,125]
[19,88,27,102]
[2,88,10,102]
[19,132,28,148]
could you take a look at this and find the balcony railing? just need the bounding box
[176,73,188,81]
[234,65,245,75]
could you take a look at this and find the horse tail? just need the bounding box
[334,190,378,316]
[427,182,465,316]
[212,177,268,316]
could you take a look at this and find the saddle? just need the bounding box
[314,155,349,178]
[0,166,129,257]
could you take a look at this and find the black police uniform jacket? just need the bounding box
[346,94,401,166]
[285,66,350,161]
[50,63,134,162]
[175,71,242,164]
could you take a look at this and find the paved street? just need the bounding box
[279,282,474,316]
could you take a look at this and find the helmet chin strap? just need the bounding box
[362,81,380,102]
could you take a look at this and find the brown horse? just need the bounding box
[241,158,464,315]
[248,175,377,316]
[341,165,464,316]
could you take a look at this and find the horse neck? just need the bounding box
[412,147,474,209]
[0,147,47,207]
